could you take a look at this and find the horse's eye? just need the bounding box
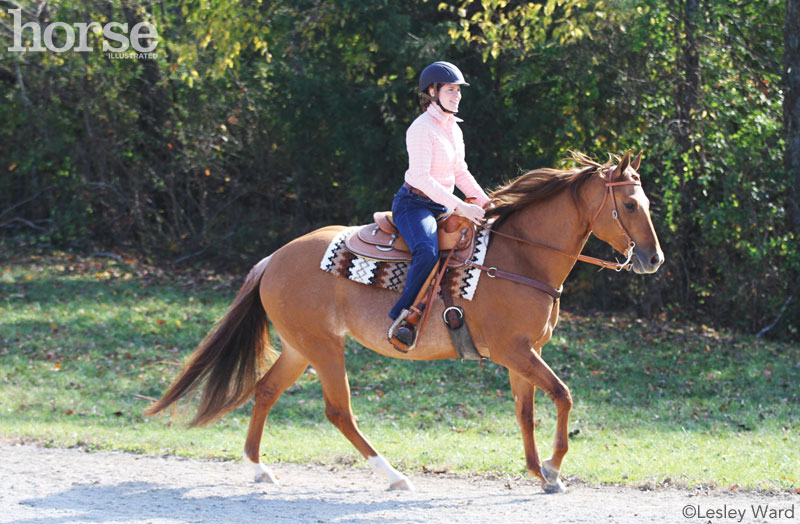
[624,202,636,212]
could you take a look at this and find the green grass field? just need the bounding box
[1,252,798,491]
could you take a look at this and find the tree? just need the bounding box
[787,0,800,234]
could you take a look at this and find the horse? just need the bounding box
[145,150,664,493]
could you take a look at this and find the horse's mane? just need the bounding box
[488,151,613,224]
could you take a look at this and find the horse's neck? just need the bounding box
[490,189,591,289]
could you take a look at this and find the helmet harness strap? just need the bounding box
[436,99,456,114]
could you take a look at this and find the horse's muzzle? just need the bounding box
[631,248,664,274]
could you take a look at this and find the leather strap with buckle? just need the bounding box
[402,182,432,200]
[451,254,563,300]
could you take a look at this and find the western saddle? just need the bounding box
[344,211,477,264]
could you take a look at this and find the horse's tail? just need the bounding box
[144,255,276,427]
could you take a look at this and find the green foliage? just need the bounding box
[0,0,797,338]
[0,254,797,487]
[594,0,797,336]
[436,0,600,60]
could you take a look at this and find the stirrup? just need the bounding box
[387,309,417,353]
[394,325,415,346]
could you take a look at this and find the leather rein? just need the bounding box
[453,167,642,300]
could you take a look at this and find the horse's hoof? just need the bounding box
[540,459,566,493]
[540,459,560,484]
[542,478,567,494]
[389,477,414,491]
[247,456,279,484]
[254,468,279,484]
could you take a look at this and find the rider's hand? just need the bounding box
[455,201,485,225]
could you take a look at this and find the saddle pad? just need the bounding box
[320,226,491,301]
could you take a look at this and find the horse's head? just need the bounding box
[589,151,664,274]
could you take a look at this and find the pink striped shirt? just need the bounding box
[404,104,490,210]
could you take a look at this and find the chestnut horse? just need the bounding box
[145,151,664,493]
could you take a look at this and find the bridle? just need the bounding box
[451,164,642,301]
[585,166,642,271]
[485,165,641,272]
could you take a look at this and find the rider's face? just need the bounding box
[432,83,462,112]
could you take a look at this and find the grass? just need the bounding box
[1,251,798,491]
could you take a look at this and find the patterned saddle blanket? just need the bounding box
[320,226,492,301]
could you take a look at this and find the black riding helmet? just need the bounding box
[419,61,470,93]
[418,61,469,114]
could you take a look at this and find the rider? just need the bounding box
[388,61,491,346]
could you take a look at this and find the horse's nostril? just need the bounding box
[650,253,663,266]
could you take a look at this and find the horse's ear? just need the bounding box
[631,151,642,172]
[613,150,632,179]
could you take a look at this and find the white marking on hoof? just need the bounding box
[368,455,414,491]
[243,452,278,484]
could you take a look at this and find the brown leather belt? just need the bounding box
[402,182,431,200]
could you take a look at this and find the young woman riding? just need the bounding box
[388,61,490,346]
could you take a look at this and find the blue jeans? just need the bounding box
[388,185,447,320]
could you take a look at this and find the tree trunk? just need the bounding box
[786,0,800,233]
[120,1,168,138]
[669,0,702,305]
[676,0,700,165]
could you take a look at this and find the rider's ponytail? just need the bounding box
[419,83,441,111]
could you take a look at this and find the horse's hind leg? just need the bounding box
[311,343,414,491]
[243,342,309,483]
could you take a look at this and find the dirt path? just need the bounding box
[0,442,796,524]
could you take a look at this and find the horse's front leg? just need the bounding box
[509,370,544,482]
[497,339,572,493]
